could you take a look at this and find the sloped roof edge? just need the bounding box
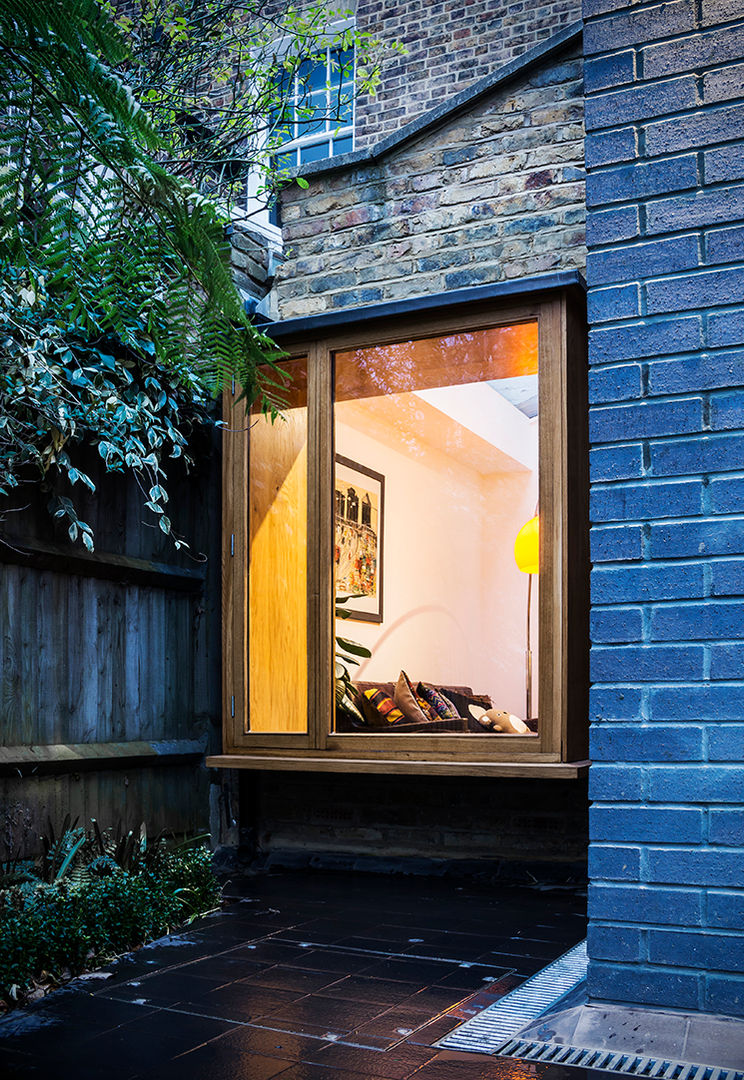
[290,20,583,181]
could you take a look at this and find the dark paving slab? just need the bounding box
[407,1013,464,1044]
[240,963,346,995]
[0,868,586,1080]
[354,1003,448,1042]
[317,974,429,1004]
[215,1024,336,1060]
[137,1044,291,1080]
[67,1008,235,1074]
[274,946,378,973]
[264,991,392,1032]
[305,1039,439,1077]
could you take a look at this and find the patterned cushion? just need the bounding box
[363,687,406,725]
[417,682,460,720]
[437,687,494,720]
[394,671,439,723]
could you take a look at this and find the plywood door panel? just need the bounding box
[249,408,308,733]
[537,297,563,758]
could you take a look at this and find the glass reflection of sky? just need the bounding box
[335,322,538,402]
[488,375,539,419]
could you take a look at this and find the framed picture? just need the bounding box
[335,455,385,623]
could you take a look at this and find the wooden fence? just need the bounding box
[0,426,223,856]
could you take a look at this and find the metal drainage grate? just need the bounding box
[438,940,744,1080]
[494,1039,744,1080]
[438,939,588,1053]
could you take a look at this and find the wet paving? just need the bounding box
[0,869,596,1079]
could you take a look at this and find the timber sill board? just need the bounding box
[1,740,207,774]
[206,755,590,779]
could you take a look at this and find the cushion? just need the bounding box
[362,687,406,725]
[354,681,394,726]
[468,705,530,734]
[417,682,460,720]
[355,680,396,699]
[394,671,439,724]
[437,687,494,720]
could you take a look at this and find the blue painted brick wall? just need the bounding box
[584,0,744,1017]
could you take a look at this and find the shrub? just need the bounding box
[0,843,220,1006]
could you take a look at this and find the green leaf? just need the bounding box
[54,832,86,882]
[335,636,372,658]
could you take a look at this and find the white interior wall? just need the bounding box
[336,397,538,716]
[481,468,539,717]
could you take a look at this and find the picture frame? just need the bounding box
[335,455,385,623]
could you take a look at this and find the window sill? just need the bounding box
[205,754,589,779]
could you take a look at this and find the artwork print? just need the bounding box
[335,455,384,623]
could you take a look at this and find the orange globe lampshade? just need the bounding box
[514,515,539,575]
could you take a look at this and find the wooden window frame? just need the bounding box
[212,287,589,778]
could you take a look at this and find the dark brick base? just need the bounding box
[236,772,588,883]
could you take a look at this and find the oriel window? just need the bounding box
[217,288,589,776]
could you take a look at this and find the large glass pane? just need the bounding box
[298,90,328,136]
[332,135,353,156]
[300,140,330,164]
[298,56,327,94]
[333,324,539,738]
[248,359,308,733]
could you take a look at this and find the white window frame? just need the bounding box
[272,44,355,170]
[239,17,355,241]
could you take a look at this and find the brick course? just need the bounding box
[229,220,278,302]
[246,771,588,872]
[585,0,744,1017]
[354,0,581,148]
[274,43,585,317]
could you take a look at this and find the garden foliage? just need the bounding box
[0,818,220,1005]
[0,0,396,549]
[0,0,283,547]
[106,0,399,208]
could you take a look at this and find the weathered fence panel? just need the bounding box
[0,426,222,855]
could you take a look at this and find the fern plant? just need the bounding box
[37,816,86,885]
[0,0,286,546]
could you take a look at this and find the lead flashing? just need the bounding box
[265,270,587,340]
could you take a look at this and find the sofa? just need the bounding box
[336,679,493,733]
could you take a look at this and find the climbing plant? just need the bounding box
[105,0,400,213]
